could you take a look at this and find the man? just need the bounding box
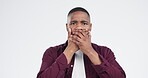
[37,7,126,78]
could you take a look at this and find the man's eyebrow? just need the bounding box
[81,20,88,23]
[70,20,78,23]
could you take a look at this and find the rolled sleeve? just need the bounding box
[37,48,69,78]
[91,55,109,74]
[56,53,69,70]
[91,47,126,78]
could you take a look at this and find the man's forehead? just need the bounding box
[68,11,90,22]
[69,11,89,18]
[70,20,89,22]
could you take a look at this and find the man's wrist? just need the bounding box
[85,49,95,57]
[85,49,102,65]
[66,46,77,53]
[63,48,75,64]
[84,47,95,55]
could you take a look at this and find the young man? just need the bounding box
[37,7,126,78]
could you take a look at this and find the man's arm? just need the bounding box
[37,48,68,78]
[64,25,79,64]
[80,45,126,78]
[72,30,126,78]
[91,46,126,78]
[37,26,79,78]
[84,48,102,65]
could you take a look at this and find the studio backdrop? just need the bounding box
[0,0,148,78]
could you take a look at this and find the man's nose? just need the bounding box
[76,26,83,30]
[75,23,83,30]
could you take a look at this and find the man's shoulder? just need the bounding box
[45,42,67,54]
[46,42,66,51]
[92,43,110,50]
[42,42,67,59]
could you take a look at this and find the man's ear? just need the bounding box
[66,23,68,32]
[66,23,71,32]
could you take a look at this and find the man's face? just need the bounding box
[66,11,92,34]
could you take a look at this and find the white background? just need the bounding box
[0,0,148,78]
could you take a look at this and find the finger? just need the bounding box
[72,35,82,42]
[68,35,73,41]
[83,29,91,37]
[80,30,88,37]
[72,38,80,45]
[85,31,89,35]
[74,31,84,39]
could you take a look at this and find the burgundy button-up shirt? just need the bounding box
[37,41,126,78]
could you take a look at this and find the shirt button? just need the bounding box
[71,65,73,67]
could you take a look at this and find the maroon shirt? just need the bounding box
[37,41,126,78]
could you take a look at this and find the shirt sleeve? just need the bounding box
[37,48,69,78]
[91,47,126,78]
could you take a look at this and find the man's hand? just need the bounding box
[63,26,79,64]
[67,27,79,53]
[72,29,93,55]
[72,29,102,65]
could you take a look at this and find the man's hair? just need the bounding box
[67,7,90,17]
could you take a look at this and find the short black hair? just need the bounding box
[67,7,90,17]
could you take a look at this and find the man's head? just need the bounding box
[66,7,92,33]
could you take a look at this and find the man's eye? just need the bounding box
[70,22,76,25]
[83,23,88,25]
